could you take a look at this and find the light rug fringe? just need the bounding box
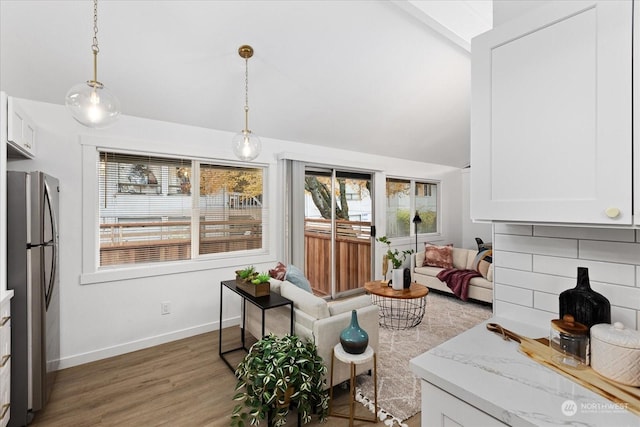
[355,291,493,426]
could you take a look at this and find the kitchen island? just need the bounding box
[410,317,640,427]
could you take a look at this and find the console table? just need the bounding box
[219,280,294,373]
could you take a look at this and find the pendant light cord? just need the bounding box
[244,57,250,132]
[91,0,101,86]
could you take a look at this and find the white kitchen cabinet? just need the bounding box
[471,1,633,225]
[0,293,12,427]
[7,96,36,159]
[421,380,507,427]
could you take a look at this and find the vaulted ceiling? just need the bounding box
[0,0,491,168]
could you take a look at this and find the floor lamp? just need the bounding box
[412,211,422,253]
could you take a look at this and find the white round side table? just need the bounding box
[329,344,378,426]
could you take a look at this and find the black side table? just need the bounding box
[219,280,294,373]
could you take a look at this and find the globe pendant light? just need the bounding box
[232,45,261,161]
[65,0,120,128]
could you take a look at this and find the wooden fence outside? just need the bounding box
[100,217,372,296]
[100,218,261,266]
[304,218,372,296]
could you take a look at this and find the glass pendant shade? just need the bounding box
[232,130,261,161]
[65,81,121,128]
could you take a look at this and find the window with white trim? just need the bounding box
[385,178,438,237]
[98,151,265,268]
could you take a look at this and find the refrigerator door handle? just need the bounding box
[43,179,59,311]
[27,240,53,249]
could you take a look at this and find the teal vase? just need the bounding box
[340,310,369,354]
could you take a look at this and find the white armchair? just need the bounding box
[244,278,379,387]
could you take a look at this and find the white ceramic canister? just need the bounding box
[392,269,404,291]
[590,322,640,386]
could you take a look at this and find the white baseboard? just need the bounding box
[57,316,240,370]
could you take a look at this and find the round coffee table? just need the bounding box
[364,281,429,330]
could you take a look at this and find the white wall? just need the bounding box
[7,98,463,368]
[493,224,640,330]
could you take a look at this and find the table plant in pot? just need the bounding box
[235,265,271,297]
[377,236,414,290]
[231,334,329,427]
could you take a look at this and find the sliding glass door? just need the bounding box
[303,168,373,298]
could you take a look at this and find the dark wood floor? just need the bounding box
[28,327,420,426]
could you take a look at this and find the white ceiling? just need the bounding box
[0,0,491,168]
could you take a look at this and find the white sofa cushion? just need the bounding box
[280,281,330,320]
[451,247,472,269]
[268,278,283,293]
[328,294,373,316]
[414,265,445,277]
[469,276,493,290]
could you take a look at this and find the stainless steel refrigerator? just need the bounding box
[7,171,60,426]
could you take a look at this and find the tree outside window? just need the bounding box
[415,182,437,233]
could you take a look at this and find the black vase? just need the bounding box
[559,267,611,330]
[403,268,411,289]
[340,310,369,354]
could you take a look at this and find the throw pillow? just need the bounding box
[472,249,493,279]
[284,264,313,293]
[423,244,453,269]
[269,261,287,281]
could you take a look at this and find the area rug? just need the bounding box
[355,292,493,426]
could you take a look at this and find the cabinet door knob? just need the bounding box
[605,207,621,218]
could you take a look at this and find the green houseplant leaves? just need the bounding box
[376,235,414,269]
[231,334,329,426]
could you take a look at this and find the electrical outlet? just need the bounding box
[161,301,171,315]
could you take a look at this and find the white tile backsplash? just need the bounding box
[494,234,578,257]
[579,240,640,264]
[532,255,636,286]
[534,226,636,242]
[611,306,637,329]
[494,225,640,331]
[494,223,533,236]
[496,267,575,294]
[495,283,533,306]
[494,300,556,326]
[589,281,640,310]
[533,291,558,314]
[494,250,532,271]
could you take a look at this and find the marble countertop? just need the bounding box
[410,316,640,427]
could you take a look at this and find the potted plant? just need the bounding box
[231,334,329,427]
[235,266,271,297]
[376,236,414,289]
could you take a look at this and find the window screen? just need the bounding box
[99,152,192,266]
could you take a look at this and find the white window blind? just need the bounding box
[99,152,192,267]
[98,151,266,268]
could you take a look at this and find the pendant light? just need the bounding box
[65,0,120,128]
[232,45,261,161]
